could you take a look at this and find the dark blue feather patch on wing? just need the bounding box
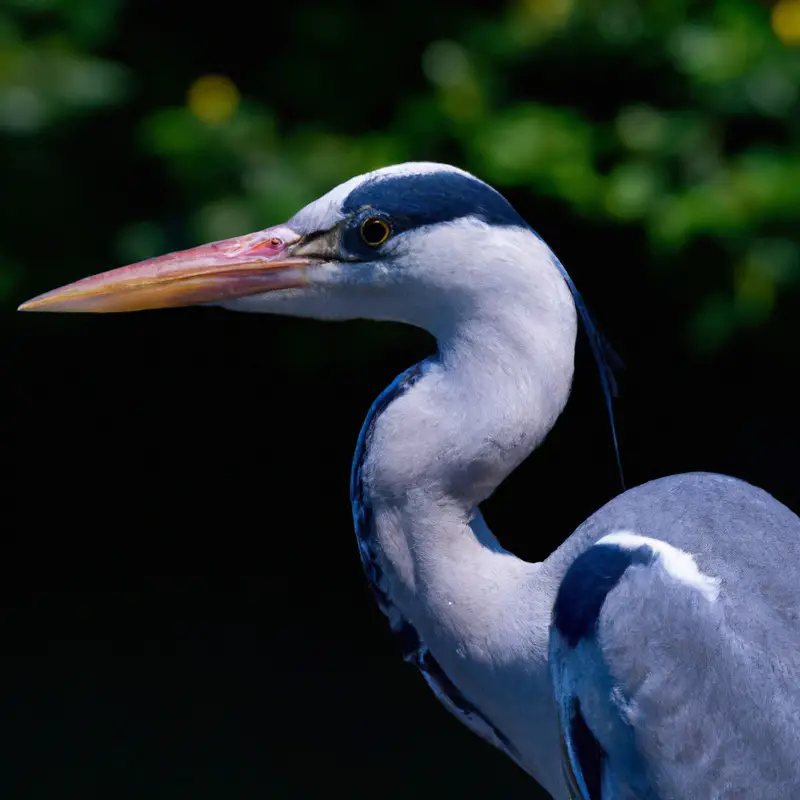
[554,542,654,648]
[563,698,604,800]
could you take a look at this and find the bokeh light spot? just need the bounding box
[187,74,240,124]
[520,0,574,27]
[772,0,800,46]
[422,41,470,88]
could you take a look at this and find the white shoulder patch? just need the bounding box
[597,531,721,603]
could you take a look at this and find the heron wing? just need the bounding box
[549,522,800,799]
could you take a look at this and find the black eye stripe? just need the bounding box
[342,171,527,232]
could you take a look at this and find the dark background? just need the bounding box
[4,0,800,797]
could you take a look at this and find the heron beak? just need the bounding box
[18,225,317,313]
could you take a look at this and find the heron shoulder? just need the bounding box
[550,524,800,797]
[552,531,720,650]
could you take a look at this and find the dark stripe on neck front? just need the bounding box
[349,359,516,756]
[350,361,427,657]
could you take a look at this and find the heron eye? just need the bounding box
[360,217,391,247]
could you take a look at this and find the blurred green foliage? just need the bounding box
[3,0,799,351]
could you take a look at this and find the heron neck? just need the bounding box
[360,302,575,793]
[366,294,577,510]
[363,291,576,633]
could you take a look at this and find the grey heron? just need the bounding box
[20,162,800,798]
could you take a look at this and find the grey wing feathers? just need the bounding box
[549,525,800,799]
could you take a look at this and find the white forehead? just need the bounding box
[288,162,475,233]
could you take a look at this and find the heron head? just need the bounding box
[18,162,569,338]
[19,161,623,483]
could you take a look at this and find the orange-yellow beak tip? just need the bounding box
[18,292,73,313]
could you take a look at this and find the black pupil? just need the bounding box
[362,218,387,244]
